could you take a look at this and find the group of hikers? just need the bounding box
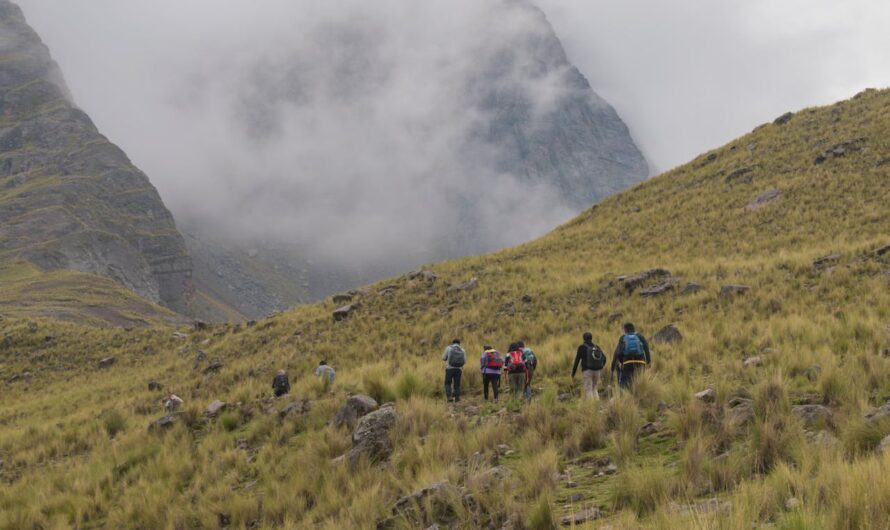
[443,323,651,403]
[161,324,650,411]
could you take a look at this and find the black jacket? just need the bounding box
[611,333,651,372]
[572,341,606,377]
[272,374,290,395]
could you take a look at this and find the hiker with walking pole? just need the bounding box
[611,322,651,390]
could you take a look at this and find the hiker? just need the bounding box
[315,360,336,392]
[164,393,184,413]
[442,339,467,402]
[519,341,538,400]
[611,323,651,389]
[480,345,503,402]
[505,342,528,400]
[272,369,290,398]
[572,332,607,399]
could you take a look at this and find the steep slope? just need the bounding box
[0,0,193,313]
[2,90,889,529]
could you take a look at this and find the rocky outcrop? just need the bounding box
[347,404,397,467]
[652,324,682,344]
[745,189,783,210]
[0,1,193,313]
[332,394,379,429]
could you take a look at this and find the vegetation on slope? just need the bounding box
[2,89,890,529]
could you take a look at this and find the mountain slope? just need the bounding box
[2,90,889,528]
[0,0,193,313]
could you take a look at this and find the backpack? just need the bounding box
[273,375,289,394]
[485,351,504,370]
[448,345,466,368]
[623,333,644,360]
[523,348,537,370]
[507,350,526,373]
[584,344,605,370]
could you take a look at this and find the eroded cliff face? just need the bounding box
[0,0,193,313]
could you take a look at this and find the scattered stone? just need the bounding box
[813,254,841,269]
[640,277,680,297]
[784,497,801,511]
[333,303,360,322]
[621,268,671,293]
[148,413,181,431]
[652,324,683,344]
[864,400,890,424]
[695,388,717,404]
[348,404,397,467]
[333,394,379,429]
[814,138,866,165]
[474,466,512,487]
[726,398,755,426]
[408,270,438,282]
[280,399,311,418]
[792,405,834,429]
[805,430,839,447]
[148,380,163,391]
[682,282,703,295]
[745,188,783,210]
[877,435,890,455]
[203,361,223,375]
[560,507,600,526]
[237,438,249,451]
[639,422,661,437]
[720,284,751,297]
[378,285,399,296]
[521,294,533,303]
[97,356,116,369]
[773,112,794,125]
[391,481,458,525]
[725,166,754,184]
[874,244,890,258]
[447,278,479,293]
[332,293,353,304]
[172,331,188,339]
[206,400,227,418]
[566,493,584,503]
[743,355,763,367]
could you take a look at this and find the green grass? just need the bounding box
[1,88,890,528]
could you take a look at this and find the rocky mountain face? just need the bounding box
[0,0,193,313]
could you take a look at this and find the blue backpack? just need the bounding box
[624,333,644,360]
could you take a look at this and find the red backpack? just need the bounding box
[485,351,503,370]
[507,350,526,373]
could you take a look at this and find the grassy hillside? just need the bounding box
[2,88,890,529]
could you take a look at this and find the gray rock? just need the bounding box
[874,244,890,258]
[333,394,379,429]
[333,303,360,322]
[280,399,311,418]
[148,413,181,431]
[720,284,751,297]
[805,430,839,447]
[773,112,794,125]
[743,355,763,367]
[620,268,671,293]
[148,380,163,391]
[695,388,717,403]
[560,507,600,526]
[447,277,478,293]
[640,277,680,297]
[813,254,840,269]
[206,400,227,417]
[203,361,223,374]
[652,324,682,344]
[408,270,438,282]
[864,400,890,424]
[726,398,755,426]
[877,435,890,455]
[331,293,353,304]
[682,282,703,295]
[725,166,754,184]
[638,422,661,437]
[97,356,116,369]
[669,498,731,515]
[348,404,397,467]
[784,497,801,511]
[814,138,866,164]
[792,405,834,429]
[745,188,783,210]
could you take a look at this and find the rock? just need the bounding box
[236,438,249,451]
[332,293,353,304]
[640,277,680,297]
[1,335,13,349]
[784,497,801,511]
[565,493,584,503]
[620,268,671,293]
[206,400,227,417]
[348,404,397,467]
[745,188,782,210]
[148,380,163,391]
[172,331,188,339]
[792,405,834,429]
[333,395,379,429]
[652,324,682,344]
[877,435,890,455]
[27,321,38,333]
[408,270,438,282]
[682,282,703,295]
[560,507,600,526]
[814,138,865,164]
[725,166,754,184]
[447,277,479,293]
[669,498,731,515]
[802,365,822,382]
[743,355,763,367]
[720,284,751,297]
[280,399,311,418]
[193,321,209,331]
[804,430,838,447]
[874,244,890,258]
[148,413,181,431]
[333,303,360,322]
[474,466,512,487]
[726,398,755,426]
[813,254,840,269]
[521,294,533,303]
[97,356,116,369]
[203,361,223,374]
[638,422,661,437]
[378,285,399,296]
[773,112,794,125]
[864,400,890,424]
[695,388,717,403]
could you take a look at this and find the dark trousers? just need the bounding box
[444,368,462,401]
[482,373,500,401]
[618,363,643,389]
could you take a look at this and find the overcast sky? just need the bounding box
[13,0,890,264]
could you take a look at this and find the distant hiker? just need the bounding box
[315,360,336,392]
[611,323,651,389]
[480,345,503,402]
[505,342,529,400]
[164,393,184,413]
[572,332,607,399]
[519,341,538,400]
[272,369,290,398]
[443,339,467,402]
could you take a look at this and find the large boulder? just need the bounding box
[620,268,671,293]
[206,400,227,418]
[792,405,834,429]
[333,394,379,429]
[333,303,360,322]
[280,399,312,418]
[726,397,755,427]
[652,324,682,344]
[640,277,680,297]
[694,388,717,404]
[745,188,782,210]
[348,404,397,467]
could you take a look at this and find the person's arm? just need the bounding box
[443,347,450,363]
[572,346,583,377]
[611,339,623,372]
[641,335,651,364]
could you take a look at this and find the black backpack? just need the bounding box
[584,344,605,370]
[273,375,289,394]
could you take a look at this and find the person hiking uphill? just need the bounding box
[505,342,528,400]
[480,345,503,402]
[443,339,467,402]
[611,323,651,389]
[518,341,538,401]
[572,332,607,399]
[272,369,290,398]
[315,360,336,392]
